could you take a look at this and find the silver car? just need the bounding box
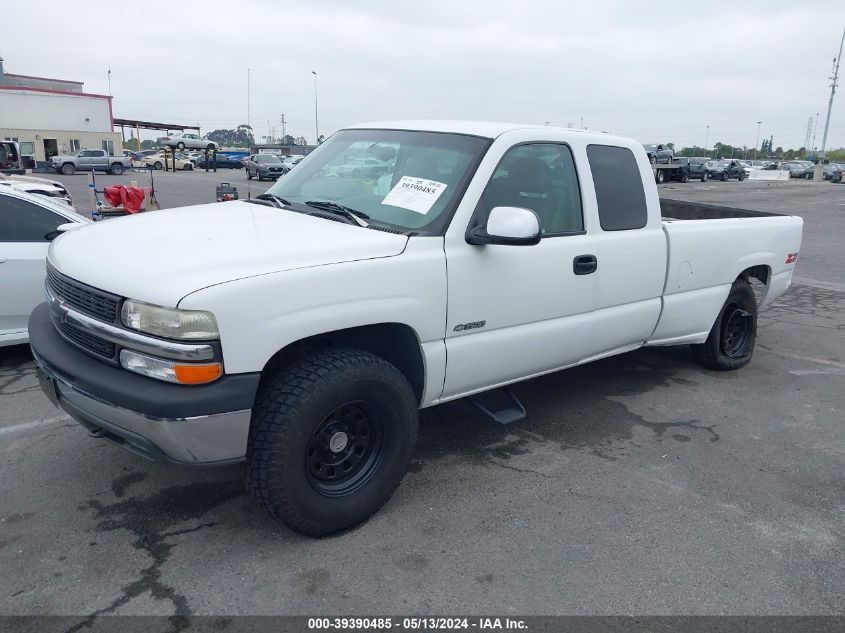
[161,133,217,151]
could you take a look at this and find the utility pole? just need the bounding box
[281,114,286,139]
[804,116,813,152]
[312,71,319,145]
[811,112,819,156]
[580,116,583,129]
[704,125,710,157]
[754,121,762,160]
[247,68,251,139]
[816,26,845,181]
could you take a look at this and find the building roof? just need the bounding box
[0,85,111,99]
[4,72,84,85]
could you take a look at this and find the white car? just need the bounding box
[0,172,73,206]
[0,179,73,207]
[0,187,91,347]
[160,133,217,151]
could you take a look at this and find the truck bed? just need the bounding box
[660,198,780,220]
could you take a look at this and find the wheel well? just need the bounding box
[738,265,770,287]
[260,323,425,404]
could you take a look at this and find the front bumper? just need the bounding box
[29,302,260,465]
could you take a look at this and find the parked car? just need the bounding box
[795,160,816,179]
[142,153,194,170]
[160,133,217,151]
[0,187,90,346]
[0,172,72,205]
[0,179,73,206]
[818,164,843,180]
[707,159,746,181]
[31,121,803,536]
[672,157,709,182]
[780,162,809,178]
[130,150,159,163]
[196,154,245,169]
[49,149,132,176]
[245,154,289,181]
[642,143,673,164]
[335,157,391,178]
[282,155,306,169]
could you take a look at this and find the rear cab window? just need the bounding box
[586,145,648,231]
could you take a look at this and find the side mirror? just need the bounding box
[45,222,83,241]
[467,206,541,246]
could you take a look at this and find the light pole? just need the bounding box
[704,125,709,157]
[818,26,845,181]
[754,121,761,159]
[312,71,319,145]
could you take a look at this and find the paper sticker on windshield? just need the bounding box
[382,176,447,214]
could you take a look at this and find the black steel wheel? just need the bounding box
[692,279,757,370]
[702,172,708,182]
[244,348,418,536]
[305,401,385,497]
[656,169,665,184]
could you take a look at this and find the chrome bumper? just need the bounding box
[35,356,251,465]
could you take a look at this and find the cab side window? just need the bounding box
[587,144,648,231]
[480,143,583,235]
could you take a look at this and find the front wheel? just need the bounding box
[738,172,745,181]
[244,348,418,536]
[153,161,163,170]
[655,169,665,184]
[177,142,186,151]
[721,172,727,181]
[702,172,708,182]
[691,279,757,370]
[182,163,192,171]
[61,163,75,176]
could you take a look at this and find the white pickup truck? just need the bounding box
[30,121,803,536]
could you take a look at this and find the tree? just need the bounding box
[295,136,307,146]
[206,124,255,148]
[281,135,296,145]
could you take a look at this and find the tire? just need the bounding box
[691,279,757,371]
[61,163,75,175]
[655,169,665,184]
[207,143,215,151]
[110,163,125,175]
[702,172,708,182]
[154,161,163,170]
[182,163,192,171]
[649,155,657,166]
[177,142,185,151]
[721,172,727,181]
[243,348,418,536]
[738,172,745,181]
[681,172,689,183]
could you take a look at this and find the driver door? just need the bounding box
[0,197,68,335]
[442,142,597,399]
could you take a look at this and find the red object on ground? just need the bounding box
[103,186,146,214]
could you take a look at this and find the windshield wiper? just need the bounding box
[305,200,370,227]
[248,193,291,209]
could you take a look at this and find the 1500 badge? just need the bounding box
[453,320,486,332]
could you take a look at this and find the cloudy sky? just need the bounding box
[5,1,845,151]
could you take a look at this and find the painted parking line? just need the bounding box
[0,414,71,436]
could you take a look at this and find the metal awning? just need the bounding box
[113,118,200,132]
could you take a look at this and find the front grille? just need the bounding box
[54,319,116,359]
[47,266,119,322]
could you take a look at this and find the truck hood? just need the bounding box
[49,201,408,306]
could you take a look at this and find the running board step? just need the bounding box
[468,387,527,425]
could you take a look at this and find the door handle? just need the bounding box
[573,254,597,275]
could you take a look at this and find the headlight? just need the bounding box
[121,300,219,340]
[120,349,222,385]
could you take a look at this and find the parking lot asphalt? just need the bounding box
[1,177,843,617]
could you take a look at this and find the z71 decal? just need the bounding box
[453,321,486,332]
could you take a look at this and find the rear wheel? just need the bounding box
[244,348,418,536]
[110,163,125,176]
[691,279,757,370]
[721,172,727,181]
[702,172,708,182]
[177,142,186,151]
[207,143,215,151]
[61,163,75,175]
[182,163,192,171]
[738,172,745,181]
[655,169,665,184]
[681,172,689,183]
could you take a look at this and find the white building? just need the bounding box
[0,56,122,163]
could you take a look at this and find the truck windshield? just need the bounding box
[266,129,489,232]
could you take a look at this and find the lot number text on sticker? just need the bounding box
[382,176,448,214]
